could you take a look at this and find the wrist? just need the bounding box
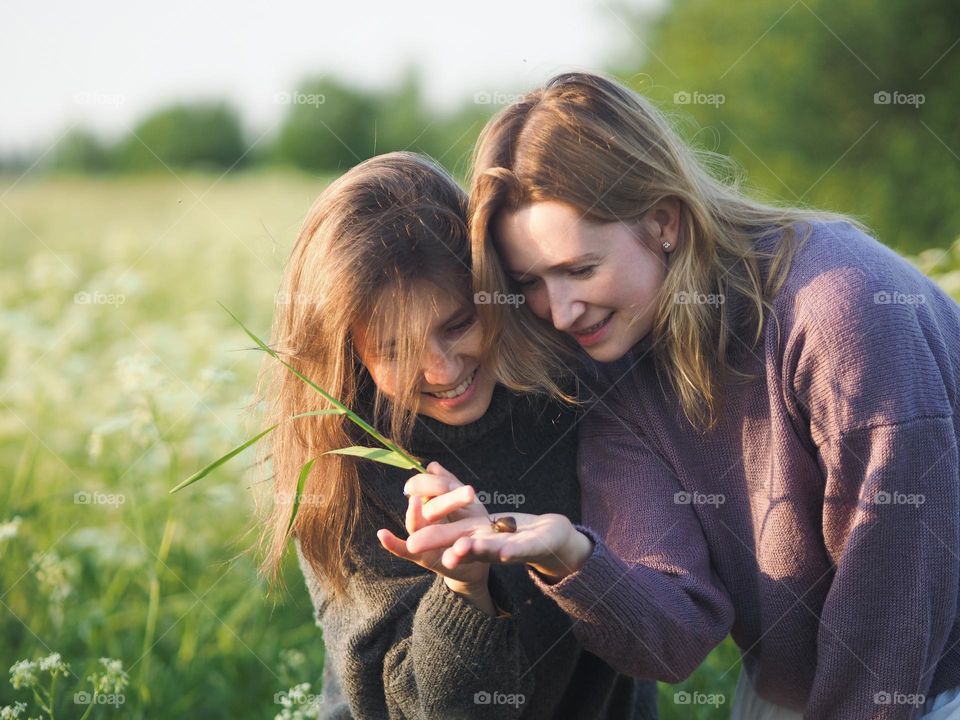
[531,527,594,584]
[444,575,497,617]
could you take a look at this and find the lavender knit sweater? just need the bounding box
[530,221,960,719]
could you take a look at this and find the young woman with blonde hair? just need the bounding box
[256,151,658,719]
[402,74,960,719]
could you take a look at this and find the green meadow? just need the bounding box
[2,172,958,718]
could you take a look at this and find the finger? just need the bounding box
[377,529,415,562]
[426,461,460,483]
[404,495,416,535]
[406,516,486,554]
[421,485,476,523]
[404,472,459,498]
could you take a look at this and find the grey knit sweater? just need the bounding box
[296,384,659,719]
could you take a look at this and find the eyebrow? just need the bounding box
[507,253,602,277]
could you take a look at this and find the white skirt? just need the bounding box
[731,668,960,719]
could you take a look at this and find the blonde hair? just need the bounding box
[469,72,856,429]
[254,152,473,598]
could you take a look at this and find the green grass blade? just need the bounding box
[169,423,280,494]
[285,458,315,537]
[219,302,424,471]
[324,446,422,470]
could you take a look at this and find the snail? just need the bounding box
[489,515,517,533]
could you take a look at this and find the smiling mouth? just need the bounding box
[572,313,613,336]
[425,368,477,399]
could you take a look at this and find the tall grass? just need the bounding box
[2,172,958,718]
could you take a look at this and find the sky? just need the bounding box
[0,0,662,156]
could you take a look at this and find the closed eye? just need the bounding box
[568,265,597,279]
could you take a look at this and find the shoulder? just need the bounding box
[771,221,959,433]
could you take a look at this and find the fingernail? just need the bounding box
[403,484,410,497]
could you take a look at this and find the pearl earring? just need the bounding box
[662,241,672,250]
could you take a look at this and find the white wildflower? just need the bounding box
[9,660,38,689]
[0,516,22,543]
[88,657,128,695]
[36,652,70,677]
[0,701,27,719]
[115,354,166,396]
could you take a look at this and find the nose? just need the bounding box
[545,280,586,332]
[421,340,463,388]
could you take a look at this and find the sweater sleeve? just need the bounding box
[296,528,535,720]
[527,385,735,682]
[786,266,960,719]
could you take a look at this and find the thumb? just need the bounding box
[378,529,415,561]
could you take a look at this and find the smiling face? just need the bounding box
[352,282,498,425]
[494,199,679,362]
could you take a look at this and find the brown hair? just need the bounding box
[469,72,856,429]
[254,151,472,598]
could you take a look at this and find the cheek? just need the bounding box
[366,363,398,399]
[524,287,552,319]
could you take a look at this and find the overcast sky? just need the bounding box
[1,0,661,155]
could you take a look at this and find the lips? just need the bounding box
[425,368,477,399]
[572,313,613,336]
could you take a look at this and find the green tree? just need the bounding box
[611,0,960,250]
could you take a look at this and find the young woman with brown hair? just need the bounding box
[255,151,659,719]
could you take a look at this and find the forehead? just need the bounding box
[494,200,595,270]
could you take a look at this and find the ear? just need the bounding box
[649,197,682,254]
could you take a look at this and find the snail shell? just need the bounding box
[491,516,517,533]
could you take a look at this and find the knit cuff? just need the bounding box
[527,525,627,605]
[413,572,516,656]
